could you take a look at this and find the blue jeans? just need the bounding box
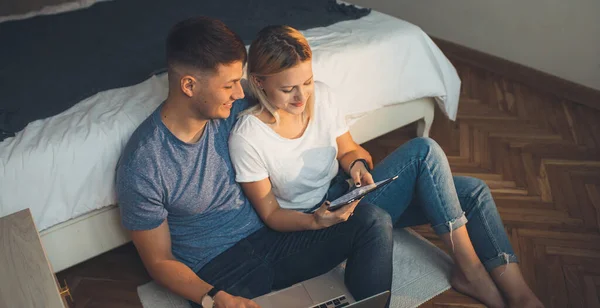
[348,137,517,271]
[191,203,393,307]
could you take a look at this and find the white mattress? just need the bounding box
[0,9,460,231]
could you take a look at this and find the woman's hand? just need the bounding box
[349,161,374,187]
[312,198,362,229]
[213,291,261,308]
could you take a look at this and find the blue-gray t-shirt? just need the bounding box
[116,100,264,272]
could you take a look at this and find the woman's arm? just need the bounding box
[240,178,358,232]
[241,179,317,231]
[336,132,374,186]
[336,132,373,171]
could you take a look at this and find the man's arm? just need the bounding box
[131,220,209,303]
[130,220,259,307]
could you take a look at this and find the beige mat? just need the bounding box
[138,228,453,308]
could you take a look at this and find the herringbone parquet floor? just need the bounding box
[56,61,600,307]
[362,61,600,308]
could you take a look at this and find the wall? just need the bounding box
[348,0,600,91]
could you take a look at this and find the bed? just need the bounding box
[0,1,460,272]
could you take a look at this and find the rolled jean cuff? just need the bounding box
[482,252,519,272]
[431,212,468,235]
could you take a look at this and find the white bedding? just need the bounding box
[0,0,113,23]
[0,10,460,231]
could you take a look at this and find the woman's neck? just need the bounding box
[277,110,305,126]
[259,109,309,139]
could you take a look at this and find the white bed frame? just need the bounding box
[41,97,435,273]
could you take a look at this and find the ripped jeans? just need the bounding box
[329,137,517,271]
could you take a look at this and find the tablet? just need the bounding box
[327,175,398,211]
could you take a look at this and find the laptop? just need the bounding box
[253,270,390,308]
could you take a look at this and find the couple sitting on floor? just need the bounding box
[116,16,543,308]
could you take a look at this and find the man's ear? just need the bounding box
[180,75,196,97]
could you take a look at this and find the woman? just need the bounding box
[229,25,543,308]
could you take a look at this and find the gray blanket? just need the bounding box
[0,0,369,140]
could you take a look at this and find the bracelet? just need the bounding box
[349,158,370,173]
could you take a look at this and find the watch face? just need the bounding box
[201,294,214,308]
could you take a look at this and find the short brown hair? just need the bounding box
[166,16,247,72]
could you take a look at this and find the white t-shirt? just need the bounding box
[229,82,349,210]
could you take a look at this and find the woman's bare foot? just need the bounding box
[451,266,506,308]
[489,263,544,308]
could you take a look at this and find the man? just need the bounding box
[116,17,393,308]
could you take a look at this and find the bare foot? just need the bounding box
[508,296,545,308]
[451,266,506,308]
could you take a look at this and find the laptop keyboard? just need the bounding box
[310,295,350,308]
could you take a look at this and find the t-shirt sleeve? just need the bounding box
[322,83,349,137]
[228,133,269,183]
[116,165,167,231]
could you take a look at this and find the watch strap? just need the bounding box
[207,286,221,298]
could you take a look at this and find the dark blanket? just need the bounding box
[0,0,369,140]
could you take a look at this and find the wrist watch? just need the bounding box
[201,287,221,308]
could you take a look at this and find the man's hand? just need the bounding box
[312,198,361,229]
[349,161,374,187]
[213,291,261,308]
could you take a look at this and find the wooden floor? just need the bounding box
[57,61,600,307]
[363,59,600,307]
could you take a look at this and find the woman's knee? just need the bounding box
[411,136,442,151]
[455,176,495,212]
[404,137,445,161]
[463,176,491,198]
[352,203,393,234]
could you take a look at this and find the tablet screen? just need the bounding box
[329,183,377,208]
[328,176,398,210]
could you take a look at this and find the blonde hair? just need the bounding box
[241,25,314,124]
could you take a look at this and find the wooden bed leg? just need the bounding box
[416,108,434,138]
